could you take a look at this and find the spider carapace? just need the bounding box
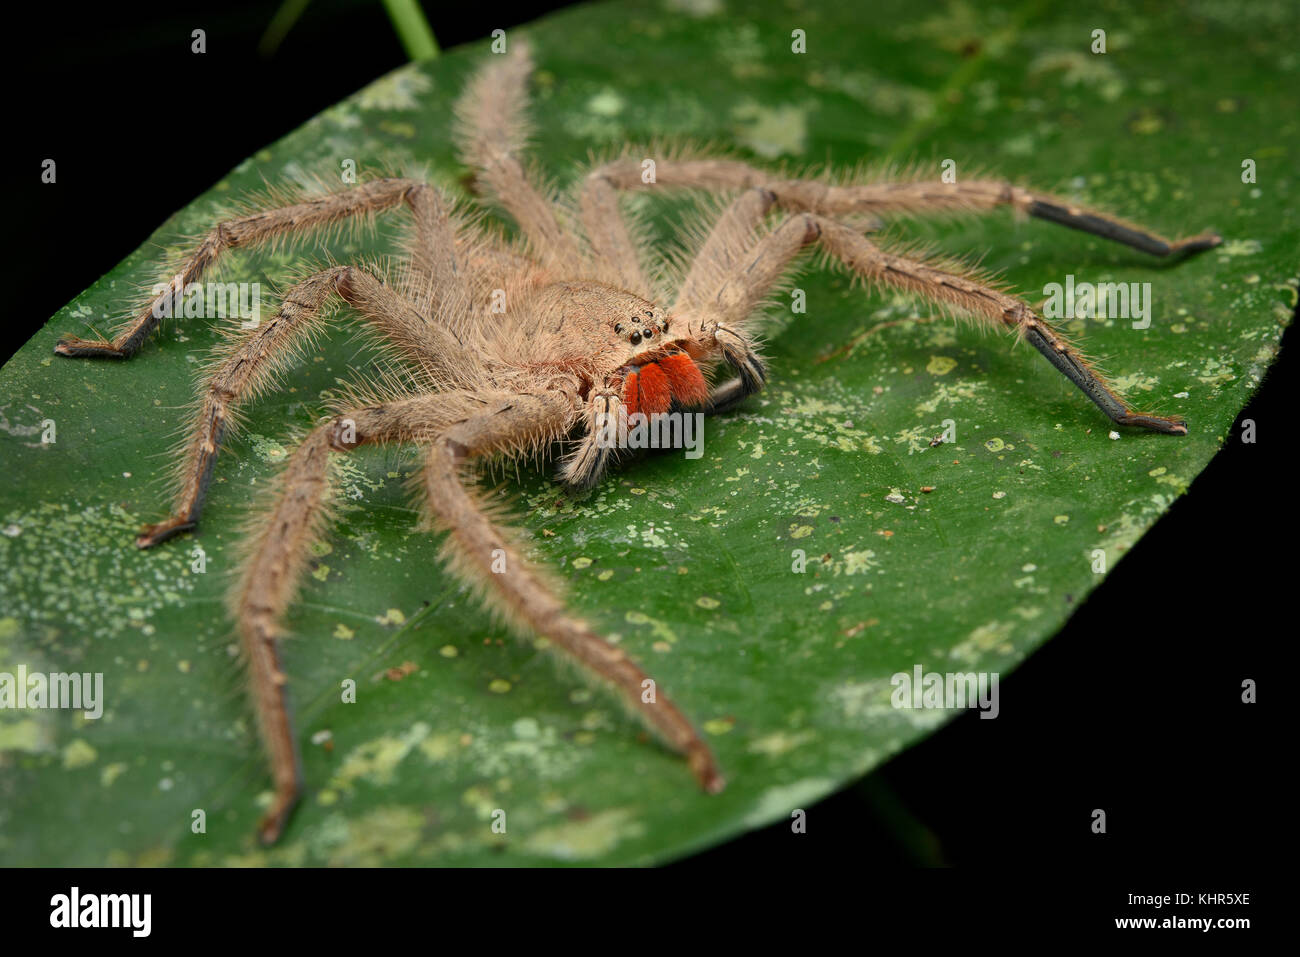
[54,41,1220,843]
[531,279,713,417]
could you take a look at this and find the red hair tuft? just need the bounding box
[658,353,710,407]
[621,369,640,417]
[637,362,672,415]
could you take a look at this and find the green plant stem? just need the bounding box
[382,0,440,61]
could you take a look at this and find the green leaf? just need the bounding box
[1,0,1294,866]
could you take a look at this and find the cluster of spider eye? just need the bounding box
[614,311,668,346]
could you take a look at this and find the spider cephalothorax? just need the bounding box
[530,280,711,416]
[53,41,1219,843]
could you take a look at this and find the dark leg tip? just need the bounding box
[1116,413,1187,435]
[254,811,283,847]
[55,336,126,359]
[257,788,300,845]
[1174,231,1223,254]
[136,517,196,548]
[688,745,726,795]
[558,472,599,496]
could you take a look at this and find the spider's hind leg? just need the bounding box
[136,265,348,549]
[55,178,429,359]
[137,263,469,548]
[236,391,507,842]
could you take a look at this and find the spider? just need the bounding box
[53,42,1220,844]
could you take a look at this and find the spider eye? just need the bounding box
[642,328,653,338]
[630,332,642,346]
[614,323,624,334]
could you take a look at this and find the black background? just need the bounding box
[1,0,1284,872]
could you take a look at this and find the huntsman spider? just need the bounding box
[54,42,1220,843]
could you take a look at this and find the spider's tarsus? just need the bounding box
[559,473,599,496]
[688,745,726,795]
[717,333,767,395]
[738,355,768,393]
[1020,325,1189,436]
[1174,231,1223,254]
[257,793,300,846]
[556,440,613,493]
[54,336,126,359]
[136,517,196,548]
[1116,414,1188,435]
[1027,200,1224,258]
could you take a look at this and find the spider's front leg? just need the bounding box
[583,155,1220,259]
[682,196,1187,433]
[832,179,1222,258]
[709,323,768,407]
[809,216,1190,433]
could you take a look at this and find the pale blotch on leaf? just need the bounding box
[522,808,645,861]
[926,355,957,376]
[61,739,97,769]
